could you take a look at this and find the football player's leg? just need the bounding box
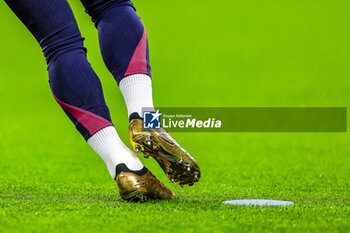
[81,0,152,121]
[4,0,145,181]
[82,0,201,187]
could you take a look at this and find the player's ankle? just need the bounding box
[114,163,148,180]
[119,73,154,120]
[87,126,144,179]
[129,112,143,122]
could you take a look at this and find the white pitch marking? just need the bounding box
[223,199,294,206]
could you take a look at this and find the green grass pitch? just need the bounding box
[0,0,349,232]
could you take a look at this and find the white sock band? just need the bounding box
[119,74,154,118]
[87,126,144,179]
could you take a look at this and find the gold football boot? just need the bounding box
[129,119,201,187]
[115,164,175,202]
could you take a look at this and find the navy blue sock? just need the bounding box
[5,0,113,140]
[82,0,152,85]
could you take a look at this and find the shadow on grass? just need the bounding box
[0,192,226,206]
